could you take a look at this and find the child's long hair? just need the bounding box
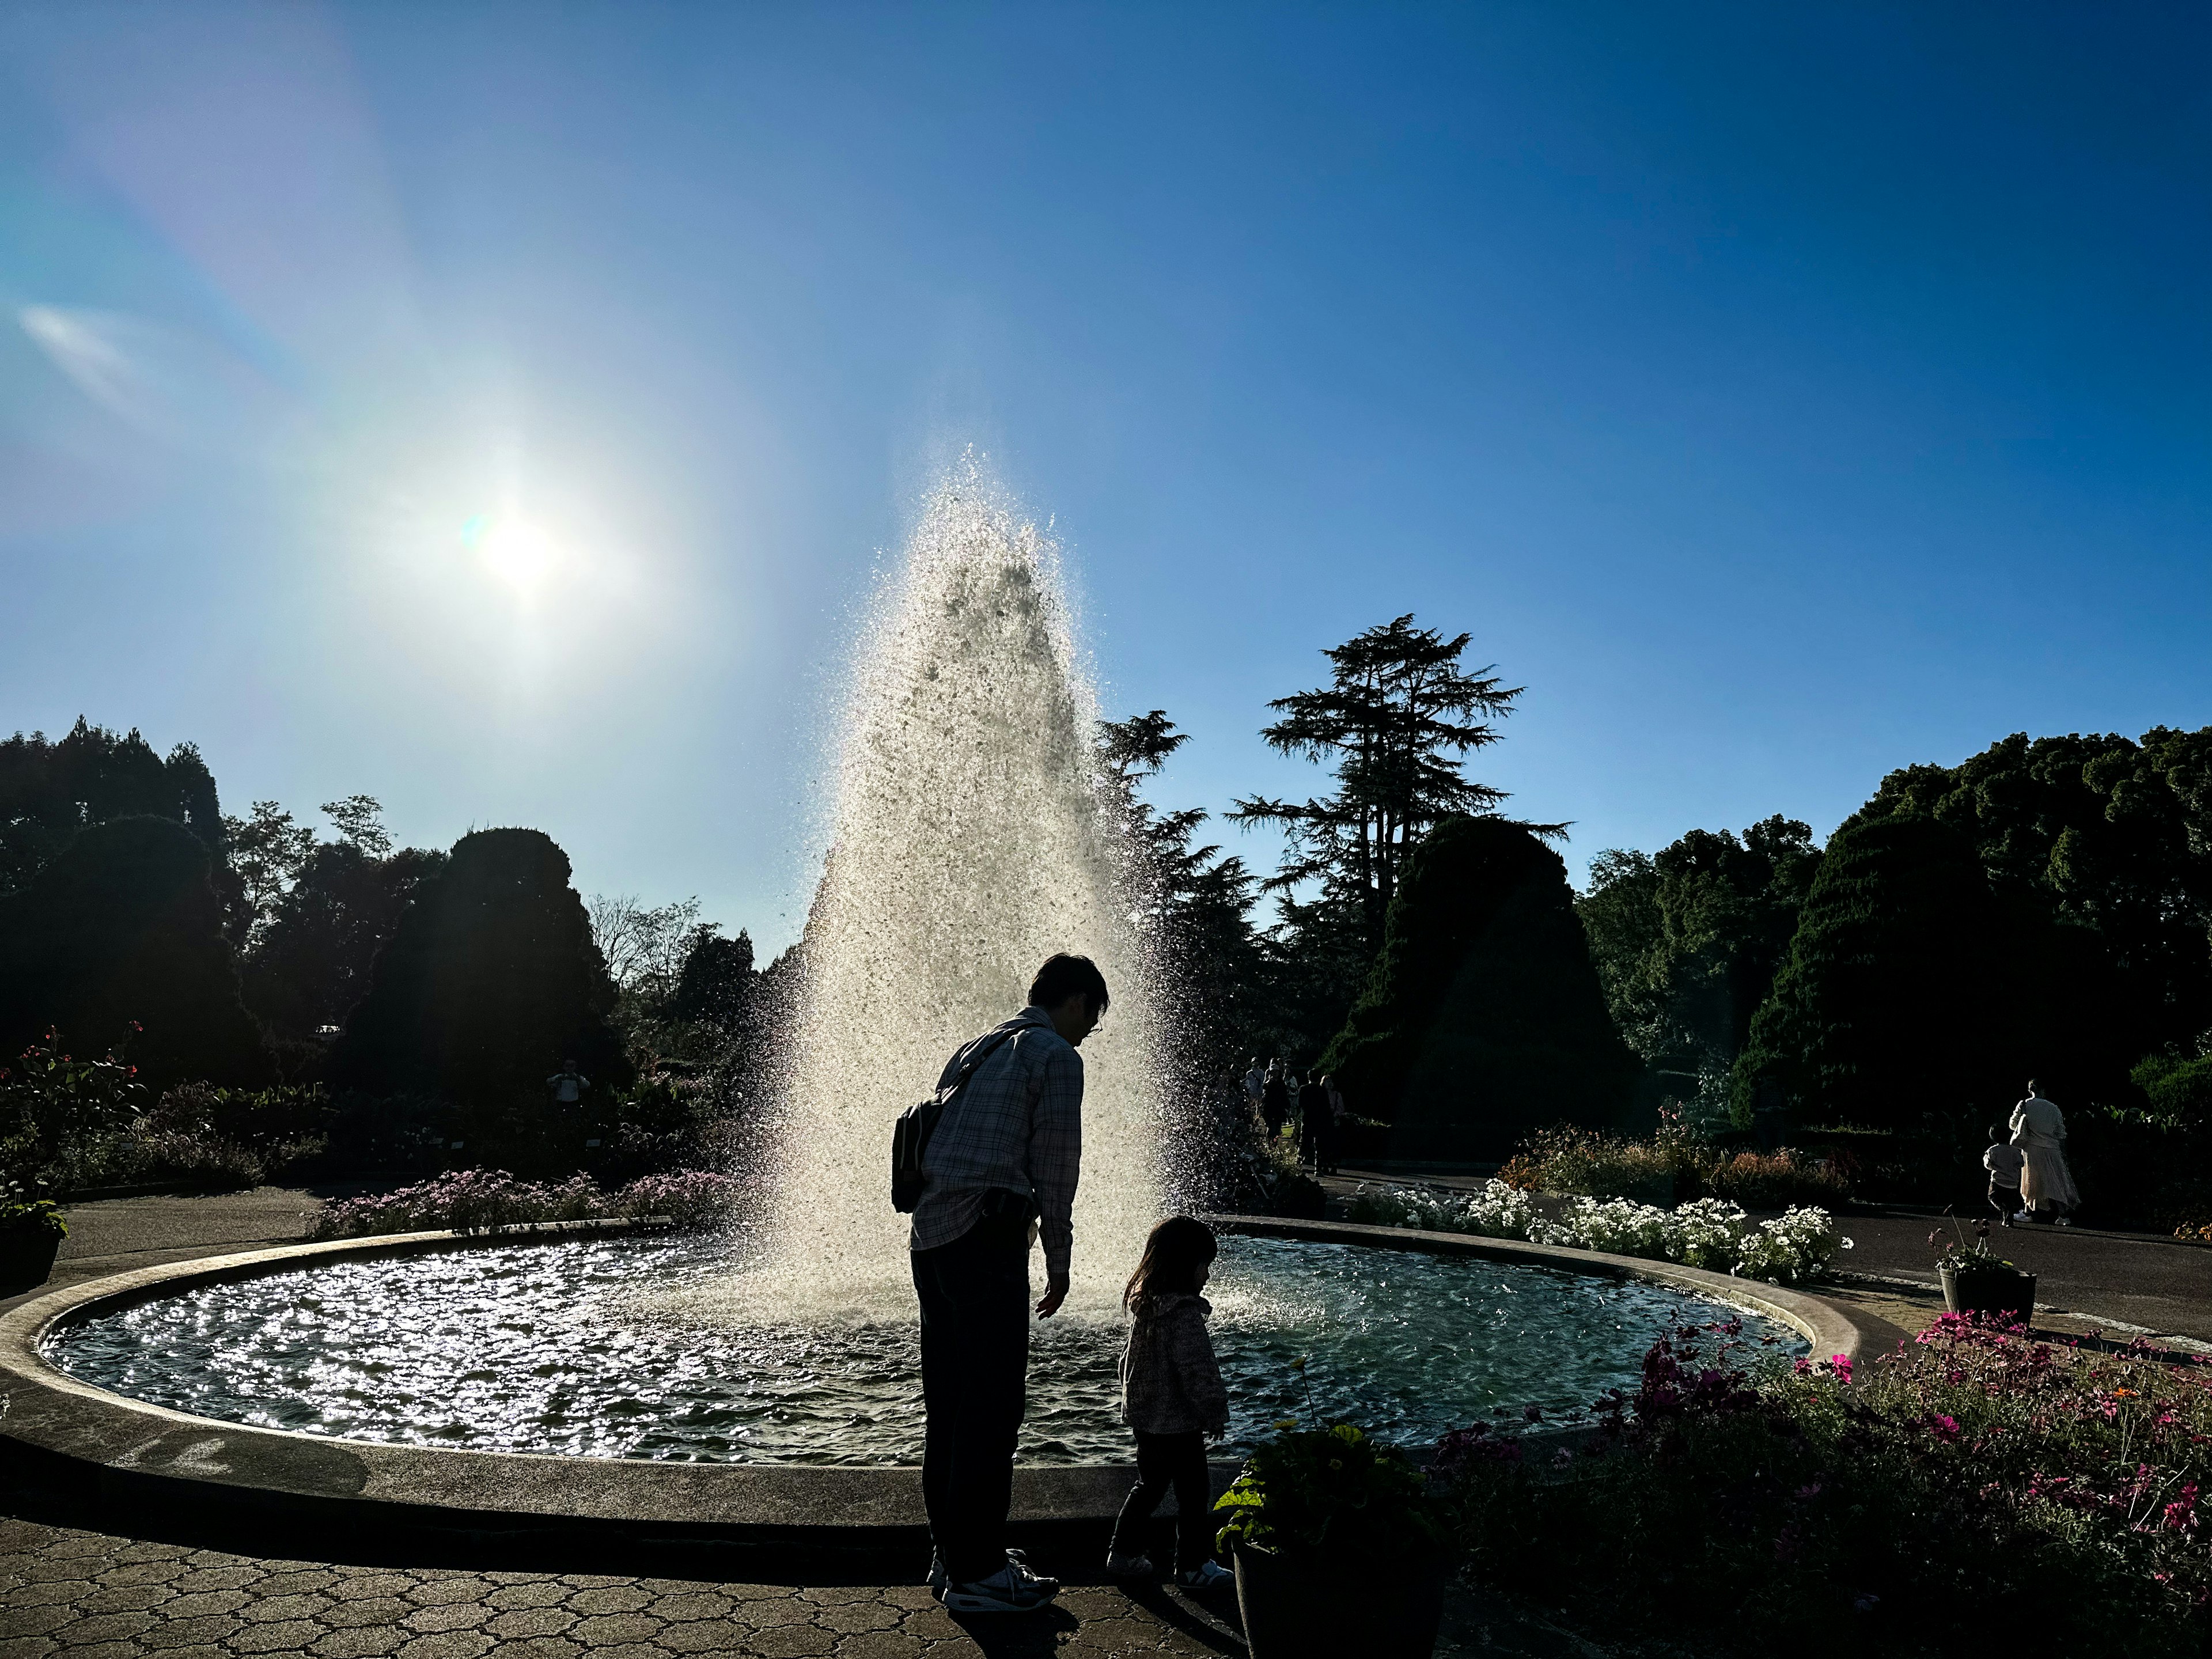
[1124,1215,1218,1316]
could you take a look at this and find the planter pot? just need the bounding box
[1232,1541,1446,1659]
[1940,1264,2035,1325]
[0,1228,62,1294]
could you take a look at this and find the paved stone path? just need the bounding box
[0,1514,1248,1659]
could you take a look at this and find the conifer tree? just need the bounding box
[1229,615,1543,956]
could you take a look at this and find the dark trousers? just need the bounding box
[912,1215,1031,1584]
[1109,1430,1213,1571]
[1990,1178,2022,1222]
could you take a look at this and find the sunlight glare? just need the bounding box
[463,511,561,593]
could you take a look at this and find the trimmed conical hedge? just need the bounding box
[328,828,629,1104]
[1319,815,1640,1160]
[1732,812,2039,1130]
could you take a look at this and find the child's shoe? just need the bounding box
[1176,1560,1234,1591]
[1104,1551,1156,1578]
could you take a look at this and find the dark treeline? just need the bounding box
[9,661,2212,1225]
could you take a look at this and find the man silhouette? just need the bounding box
[910,953,1107,1613]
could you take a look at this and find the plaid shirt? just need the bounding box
[908,1006,1084,1279]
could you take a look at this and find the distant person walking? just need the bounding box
[910,953,1107,1614]
[2010,1081,2080,1225]
[1982,1124,2026,1227]
[546,1059,589,1107]
[1297,1071,1334,1173]
[1241,1058,1266,1128]
[1260,1061,1290,1140]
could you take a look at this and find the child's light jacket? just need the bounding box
[1119,1291,1229,1435]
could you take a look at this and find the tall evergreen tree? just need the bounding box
[1099,711,1270,1070]
[1230,615,1543,955]
[1854,728,2212,1087]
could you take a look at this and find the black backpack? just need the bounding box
[891,1026,1021,1213]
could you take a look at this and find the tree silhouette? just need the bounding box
[1230,615,1544,955]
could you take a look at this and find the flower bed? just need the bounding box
[307,1167,739,1240]
[1434,1315,2212,1655]
[1343,1179,1851,1283]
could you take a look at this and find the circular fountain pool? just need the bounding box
[48,1233,1805,1465]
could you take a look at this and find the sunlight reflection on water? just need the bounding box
[51,1234,1804,1464]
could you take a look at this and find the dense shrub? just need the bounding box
[2133,1051,2212,1131]
[1320,816,1640,1160]
[328,828,630,1106]
[306,1166,740,1240]
[1438,1317,2212,1656]
[0,1031,147,1175]
[1705,1149,1851,1210]
[1499,1119,1851,1210]
[1344,1178,1851,1283]
[0,818,271,1090]
[1733,813,2036,1131]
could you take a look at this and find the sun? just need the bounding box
[461,511,560,593]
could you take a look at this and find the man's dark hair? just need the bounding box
[1030,953,1109,1013]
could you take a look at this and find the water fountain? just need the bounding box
[751,472,1168,1316]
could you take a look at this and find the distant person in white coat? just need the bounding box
[2010,1081,2080,1225]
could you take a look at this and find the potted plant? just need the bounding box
[1214,1419,1450,1659]
[0,1177,67,1293]
[1933,1214,2034,1324]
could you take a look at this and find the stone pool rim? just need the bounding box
[0,1215,1889,1551]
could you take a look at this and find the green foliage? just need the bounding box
[243,843,445,1046]
[1734,813,2035,1132]
[1442,1324,2212,1657]
[2130,1050,2212,1131]
[1851,727,2212,1103]
[1578,818,1821,1120]
[1230,615,1539,956]
[0,1175,66,1238]
[329,828,631,1107]
[0,1031,147,1173]
[1214,1423,1446,1567]
[0,817,272,1091]
[1320,815,1639,1159]
[1098,711,1282,1147]
[1496,1114,1853,1211]
[0,719,236,922]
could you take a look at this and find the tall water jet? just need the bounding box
[759,473,1168,1315]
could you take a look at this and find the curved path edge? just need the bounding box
[0,1215,1899,1552]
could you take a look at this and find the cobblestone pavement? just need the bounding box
[0,1514,1253,1659]
[0,1508,1641,1659]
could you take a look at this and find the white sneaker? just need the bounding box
[942,1561,1060,1613]
[1104,1551,1156,1578]
[1176,1560,1234,1590]
[2054,1216,2072,1227]
[2013,1210,2033,1222]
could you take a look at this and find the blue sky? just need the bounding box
[3,3,2206,949]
